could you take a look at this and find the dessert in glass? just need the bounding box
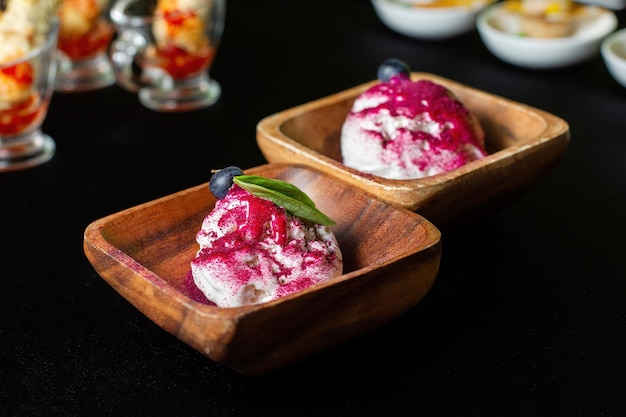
[0,1,60,172]
[55,0,116,92]
[109,0,225,112]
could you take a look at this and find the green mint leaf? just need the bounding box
[233,175,336,226]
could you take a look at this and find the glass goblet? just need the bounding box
[0,20,59,172]
[55,0,116,92]
[109,0,225,112]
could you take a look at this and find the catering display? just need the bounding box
[3,0,624,411]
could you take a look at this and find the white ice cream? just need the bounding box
[191,185,343,308]
[340,76,486,180]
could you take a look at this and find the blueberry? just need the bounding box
[377,58,411,83]
[209,166,244,199]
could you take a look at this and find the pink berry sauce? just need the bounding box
[342,74,487,178]
[190,186,342,306]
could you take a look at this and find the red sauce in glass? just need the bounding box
[148,8,215,79]
[57,20,114,59]
[1,63,33,85]
[152,44,214,79]
[0,63,44,136]
[0,94,45,136]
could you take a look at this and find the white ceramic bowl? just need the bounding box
[601,28,626,88]
[371,0,494,40]
[476,2,617,69]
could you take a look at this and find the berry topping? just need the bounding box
[377,58,411,83]
[209,166,244,199]
[233,175,336,226]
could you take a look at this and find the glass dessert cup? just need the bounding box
[0,21,59,172]
[55,0,116,92]
[109,0,225,112]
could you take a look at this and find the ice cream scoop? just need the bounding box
[340,59,487,180]
[191,177,343,308]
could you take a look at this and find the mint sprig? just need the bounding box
[233,175,336,226]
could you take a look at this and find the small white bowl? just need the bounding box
[601,28,626,88]
[476,2,617,69]
[371,0,494,40]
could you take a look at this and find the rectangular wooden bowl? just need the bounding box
[83,163,442,375]
[256,73,570,227]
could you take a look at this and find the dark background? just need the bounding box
[2,0,626,415]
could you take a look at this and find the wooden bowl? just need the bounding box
[83,163,442,375]
[256,72,570,227]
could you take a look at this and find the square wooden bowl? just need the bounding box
[256,73,570,227]
[83,163,442,375]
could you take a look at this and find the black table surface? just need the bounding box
[3,0,626,415]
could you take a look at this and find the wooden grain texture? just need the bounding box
[83,163,442,375]
[256,72,570,228]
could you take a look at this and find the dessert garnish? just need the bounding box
[376,57,411,82]
[209,165,244,199]
[210,167,335,226]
